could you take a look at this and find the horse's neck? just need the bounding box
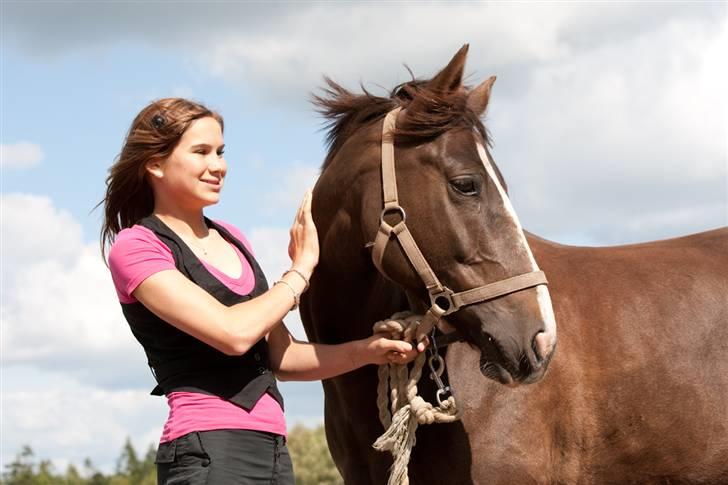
[310,264,409,344]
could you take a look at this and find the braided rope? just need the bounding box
[372,312,460,485]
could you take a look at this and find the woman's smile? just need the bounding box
[201,178,222,190]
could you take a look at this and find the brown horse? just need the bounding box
[300,45,728,484]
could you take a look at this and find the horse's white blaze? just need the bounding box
[475,142,557,351]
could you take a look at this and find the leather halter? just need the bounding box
[370,107,549,343]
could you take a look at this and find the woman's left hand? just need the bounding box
[287,189,319,279]
[356,334,430,366]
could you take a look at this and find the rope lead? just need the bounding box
[372,312,460,485]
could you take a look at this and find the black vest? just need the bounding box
[120,214,284,411]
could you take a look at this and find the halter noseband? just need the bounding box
[370,107,548,343]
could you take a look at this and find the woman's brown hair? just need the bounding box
[96,97,224,265]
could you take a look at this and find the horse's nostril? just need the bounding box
[533,331,554,362]
[531,335,544,365]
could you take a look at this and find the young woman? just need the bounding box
[99,98,426,484]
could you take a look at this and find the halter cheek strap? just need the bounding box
[370,107,548,343]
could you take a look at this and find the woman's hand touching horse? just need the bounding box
[288,189,318,280]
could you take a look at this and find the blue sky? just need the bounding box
[2,1,726,475]
[2,44,326,235]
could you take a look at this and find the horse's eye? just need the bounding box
[450,176,479,196]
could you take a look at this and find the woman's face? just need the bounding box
[149,116,227,210]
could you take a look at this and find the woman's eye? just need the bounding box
[450,177,479,196]
[217,150,225,156]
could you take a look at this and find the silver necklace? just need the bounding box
[180,234,210,255]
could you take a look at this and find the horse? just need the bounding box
[299,45,728,484]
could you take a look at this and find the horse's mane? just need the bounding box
[312,76,489,170]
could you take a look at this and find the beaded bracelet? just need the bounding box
[283,268,310,291]
[274,279,300,311]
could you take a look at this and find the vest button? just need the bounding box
[254,353,261,361]
[257,366,266,374]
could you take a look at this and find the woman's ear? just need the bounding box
[145,158,164,180]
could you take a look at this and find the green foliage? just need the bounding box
[2,424,343,485]
[112,439,155,485]
[287,424,343,485]
[2,445,35,484]
[0,443,155,485]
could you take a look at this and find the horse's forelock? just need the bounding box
[312,76,489,171]
[395,81,488,145]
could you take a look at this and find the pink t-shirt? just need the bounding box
[108,219,286,442]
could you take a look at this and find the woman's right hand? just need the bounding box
[287,189,319,279]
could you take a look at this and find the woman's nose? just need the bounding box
[208,155,225,175]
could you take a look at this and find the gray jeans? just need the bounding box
[155,429,294,484]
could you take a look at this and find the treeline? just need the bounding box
[1,424,343,485]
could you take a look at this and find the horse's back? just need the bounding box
[527,226,728,262]
[528,226,728,320]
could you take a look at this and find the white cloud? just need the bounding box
[495,15,728,244]
[6,4,721,99]
[0,194,152,387]
[1,367,167,473]
[197,4,726,245]
[248,226,309,341]
[1,142,43,169]
[6,5,725,236]
[247,227,291,280]
[1,194,84,283]
[263,163,321,216]
[2,245,143,366]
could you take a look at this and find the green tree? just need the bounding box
[2,445,38,485]
[287,424,343,485]
[82,458,109,485]
[110,439,155,485]
[115,439,139,478]
[63,464,85,485]
[32,459,56,485]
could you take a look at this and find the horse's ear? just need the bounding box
[467,76,497,116]
[429,44,469,93]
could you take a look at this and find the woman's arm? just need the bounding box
[133,190,319,356]
[267,322,427,381]
[133,268,308,356]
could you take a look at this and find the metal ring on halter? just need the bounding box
[380,205,407,228]
[429,288,457,316]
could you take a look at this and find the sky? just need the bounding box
[1,0,726,475]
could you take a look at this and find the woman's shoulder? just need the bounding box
[114,224,158,243]
[108,224,176,303]
[108,224,174,266]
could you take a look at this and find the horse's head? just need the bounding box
[313,45,556,386]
